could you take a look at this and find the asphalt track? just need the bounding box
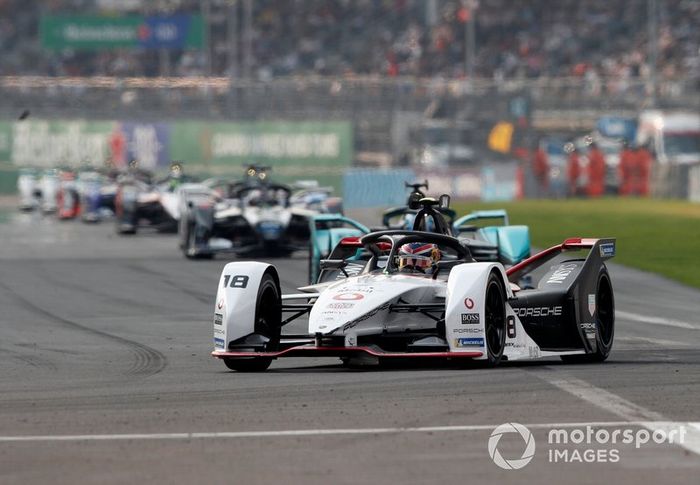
[1,210,699,484]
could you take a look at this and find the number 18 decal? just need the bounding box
[223,275,249,288]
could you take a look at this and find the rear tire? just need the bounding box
[483,271,506,366]
[561,269,614,363]
[223,272,281,372]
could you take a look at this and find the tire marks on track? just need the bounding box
[123,262,213,305]
[0,282,167,378]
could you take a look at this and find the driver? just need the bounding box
[397,242,441,274]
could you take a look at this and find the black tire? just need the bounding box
[483,271,507,366]
[223,272,281,372]
[561,269,614,363]
[183,222,213,259]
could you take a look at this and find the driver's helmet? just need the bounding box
[397,242,441,272]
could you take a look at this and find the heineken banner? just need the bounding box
[40,15,204,50]
[2,120,353,172]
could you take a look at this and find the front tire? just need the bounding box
[483,271,506,366]
[223,272,281,372]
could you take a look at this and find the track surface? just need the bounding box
[1,211,699,484]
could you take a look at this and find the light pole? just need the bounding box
[464,0,478,79]
[647,0,659,106]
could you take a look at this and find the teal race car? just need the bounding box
[307,201,530,285]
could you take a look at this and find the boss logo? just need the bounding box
[514,306,563,317]
[461,313,480,324]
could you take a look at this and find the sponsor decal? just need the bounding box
[545,263,578,284]
[342,302,391,331]
[581,322,596,330]
[586,332,596,339]
[216,299,224,310]
[588,294,596,316]
[214,337,225,349]
[461,313,480,324]
[599,242,615,258]
[453,327,483,334]
[214,327,224,336]
[505,342,527,348]
[514,306,563,318]
[333,292,364,301]
[454,337,484,348]
[464,298,475,309]
[326,302,355,309]
[213,313,223,326]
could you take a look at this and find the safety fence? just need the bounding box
[342,164,519,209]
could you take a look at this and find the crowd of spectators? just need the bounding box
[0,0,698,84]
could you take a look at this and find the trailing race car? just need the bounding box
[17,168,40,211]
[180,166,342,259]
[307,188,530,284]
[115,164,201,234]
[211,197,616,372]
[76,169,118,223]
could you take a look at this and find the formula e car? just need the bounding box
[212,197,615,371]
[17,168,40,211]
[115,165,202,234]
[180,167,342,259]
[307,188,530,284]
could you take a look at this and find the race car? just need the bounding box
[114,163,201,234]
[17,168,41,211]
[55,169,81,220]
[306,188,530,284]
[180,166,342,259]
[211,197,615,371]
[75,169,118,223]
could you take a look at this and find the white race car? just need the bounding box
[211,198,616,372]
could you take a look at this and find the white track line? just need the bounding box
[536,367,700,456]
[0,421,681,443]
[616,310,698,330]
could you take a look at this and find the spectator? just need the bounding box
[567,147,581,197]
[586,142,606,197]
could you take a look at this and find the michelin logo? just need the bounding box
[454,337,484,348]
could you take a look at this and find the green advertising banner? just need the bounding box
[9,120,115,167]
[170,121,353,172]
[0,121,12,163]
[40,15,204,51]
[0,119,352,194]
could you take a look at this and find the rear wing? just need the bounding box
[506,238,615,283]
[453,209,509,234]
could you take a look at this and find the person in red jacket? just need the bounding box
[533,143,550,197]
[634,145,653,196]
[586,142,606,197]
[618,141,635,196]
[567,147,581,197]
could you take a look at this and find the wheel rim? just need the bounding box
[596,275,614,347]
[485,280,505,357]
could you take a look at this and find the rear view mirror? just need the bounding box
[439,194,450,209]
